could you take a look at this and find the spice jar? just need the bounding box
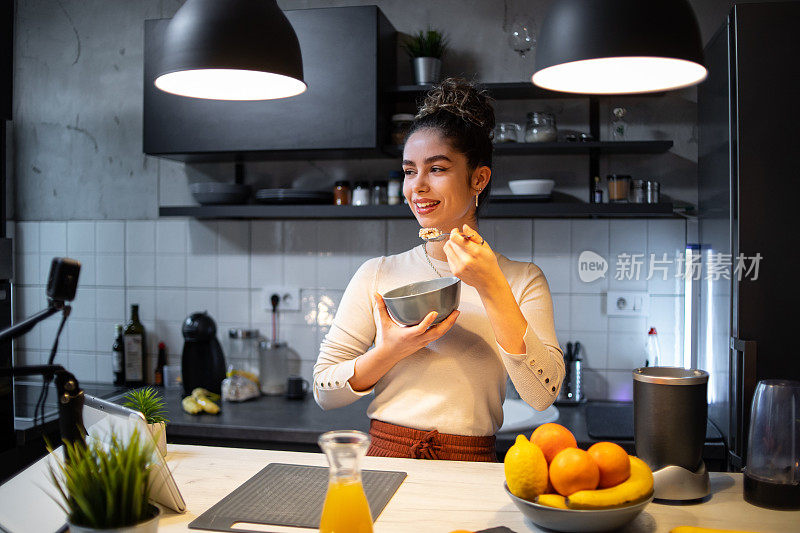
[387,171,403,205]
[646,181,661,203]
[227,328,260,363]
[352,181,370,206]
[524,112,557,143]
[607,174,631,203]
[371,180,388,205]
[333,180,351,205]
[629,179,645,203]
[494,122,521,143]
[390,114,415,145]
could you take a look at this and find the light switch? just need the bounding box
[607,291,650,316]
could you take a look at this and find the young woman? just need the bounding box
[313,78,564,462]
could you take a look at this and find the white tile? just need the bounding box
[218,290,250,324]
[485,219,533,262]
[534,255,571,294]
[251,253,283,288]
[95,320,119,355]
[156,255,187,287]
[68,353,97,382]
[218,221,250,254]
[156,219,187,254]
[96,288,126,321]
[125,221,156,253]
[187,220,217,255]
[67,221,95,253]
[283,253,316,288]
[154,321,184,356]
[96,353,114,384]
[251,220,283,254]
[18,286,44,316]
[608,220,648,291]
[249,290,267,328]
[70,253,96,286]
[607,331,647,370]
[126,289,156,323]
[647,295,684,336]
[95,221,125,253]
[155,289,187,322]
[385,219,420,255]
[606,371,633,401]
[582,368,608,400]
[317,254,351,290]
[608,316,646,333]
[570,220,609,293]
[218,255,249,288]
[40,317,68,354]
[350,219,386,257]
[187,289,217,317]
[186,255,217,288]
[647,219,687,295]
[16,222,39,253]
[71,288,95,320]
[96,254,125,286]
[68,320,97,352]
[126,254,156,286]
[533,220,571,254]
[551,294,570,331]
[569,331,608,370]
[15,254,39,285]
[282,323,319,360]
[569,294,607,332]
[39,255,54,286]
[40,222,67,254]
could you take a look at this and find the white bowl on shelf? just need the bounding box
[508,179,555,195]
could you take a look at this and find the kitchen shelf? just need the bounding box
[382,140,673,157]
[387,82,666,101]
[159,202,678,220]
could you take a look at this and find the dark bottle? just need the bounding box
[123,304,147,386]
[112,323,125,386]
[154,342,167,386]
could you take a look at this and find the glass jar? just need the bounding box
[524,112,557,143]
[258,339,294,395]
[352,181,370,206]
[387,171,403,205]
[494,122,521,143]
[333,180,351,205]
[227,328,260,362]
[371,180,388,205]
[319,431,373,533]
[629,179,645,203]
[607,174,631,203]
[390,113,414,145]
[646,181,661,203]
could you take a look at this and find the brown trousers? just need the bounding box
[367,419,498,462]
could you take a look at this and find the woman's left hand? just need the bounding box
[443,224,504,294]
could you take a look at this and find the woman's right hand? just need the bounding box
[374,292,460,361]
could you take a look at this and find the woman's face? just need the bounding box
[402,129,488,231]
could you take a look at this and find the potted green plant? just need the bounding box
[123,387,169,456]
[403,27,448,85]
[47,429,161,533]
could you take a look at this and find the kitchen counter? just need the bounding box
[2,444,798,532]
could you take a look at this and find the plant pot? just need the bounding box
[147,421,167,456]
[69,504,161,533]
[412,57,441,85]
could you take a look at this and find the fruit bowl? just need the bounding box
[503,483,653,533]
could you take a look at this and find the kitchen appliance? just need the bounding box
[697,2,800,471]
[633,367,709,500]
[259,293,297,395]
[181,312,227,396]
[743,379,800,509]
[556,342,584,405]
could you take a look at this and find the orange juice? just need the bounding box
[319,478,373,533]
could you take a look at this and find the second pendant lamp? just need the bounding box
[532,0,707,94]
[154,0,306,101]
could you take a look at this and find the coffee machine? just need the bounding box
[181,312,226,396]
[633,367,710,501]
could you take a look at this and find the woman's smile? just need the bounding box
[413,197,441,215]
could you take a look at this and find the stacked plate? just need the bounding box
[190,183,250,205]
[254,189,333,205]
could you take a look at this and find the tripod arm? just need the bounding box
[0,304,62,343]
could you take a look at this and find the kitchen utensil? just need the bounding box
[633,367,710,500]
[743,379,800,509]
[381,277,461,326]
[503,482,652,532]
[181,311,227,396]
[508,179,555,195]
[419,229,474,243]
[286,375,310,400]
[190,182,250,205]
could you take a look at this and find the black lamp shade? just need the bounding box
[533,0,706,94]
[155,0,306,100]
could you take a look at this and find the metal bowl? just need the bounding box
[381,277,460,326]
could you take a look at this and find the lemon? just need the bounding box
[504,434,549,501]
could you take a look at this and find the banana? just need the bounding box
[181,396,202,414]
[191,388,221,402]
[670,528,760,533]
[535,494,568,509]
[566,455,653,510]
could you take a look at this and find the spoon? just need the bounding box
[419,227,483,244]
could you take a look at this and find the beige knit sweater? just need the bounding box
[313,245,564,436]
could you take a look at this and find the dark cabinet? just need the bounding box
[143,6,396,162]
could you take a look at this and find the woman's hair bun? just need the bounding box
[416,77,495,135]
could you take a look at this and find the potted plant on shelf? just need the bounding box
[403,27,448,85]
[47,429,161,533]
[123,387,169,456]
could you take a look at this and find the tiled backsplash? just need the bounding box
[9,218,686,401]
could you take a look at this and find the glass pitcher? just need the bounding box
[318,430,373,533]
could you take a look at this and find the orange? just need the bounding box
[587,441,631,488]
[549,448,600,496]
[530,423,578,464]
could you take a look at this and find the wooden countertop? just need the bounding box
[2,443,798,532]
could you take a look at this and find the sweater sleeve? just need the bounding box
[312,257,382,410]
[499,263,565,411]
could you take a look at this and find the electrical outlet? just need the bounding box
[606,291,649,316]
[261,286,301,312]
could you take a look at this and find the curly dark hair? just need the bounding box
[407,77,495,214]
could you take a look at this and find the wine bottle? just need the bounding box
[112,324,125,386]
[124,304,147,386]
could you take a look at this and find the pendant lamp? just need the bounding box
[532,0,706,94]
[154,0,306,101]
